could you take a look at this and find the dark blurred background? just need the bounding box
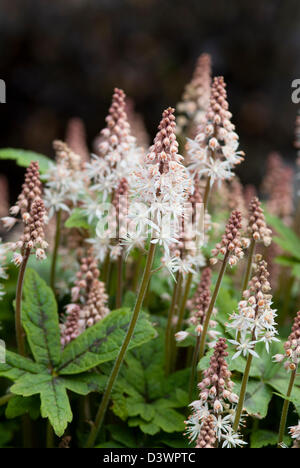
[0,0,299,196]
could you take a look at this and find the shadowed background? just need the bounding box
[0,0,299,197]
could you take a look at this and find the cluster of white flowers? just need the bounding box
[289,421,300,441]
[132,107,192,256]
[227,257,279,358]
[187,76,244,188]
[43,140,86,218]
[85,88,143,204]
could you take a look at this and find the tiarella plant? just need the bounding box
[0,55,300,449]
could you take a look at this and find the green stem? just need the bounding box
[242,239,256,293]
[175,272,193,334]
[203,176,211,212]
[0,393,13,406]
[198,253,229,363]
[188,335,200,401]
[277,368,297,447]
[165,272,183,376]
[102,252,110,285]
[85,242,156,448]
[116,253,123,309]
[233,352,253,431]
[132,250,143,292]
[50,209,62,291]
[15,248,30,356]
[172,271,193,370]
[46,420,54,448]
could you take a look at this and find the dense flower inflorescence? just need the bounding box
[177,53,212,135]
[289,421,300,445]
[187,76,244,189]
[273,311,300,370]
[247,197,272,246]
[228,256,279,358]
[195,415,216,448]
[210,210,248,267]
[133,107,191,252]
[65,117,90,166]
[60,248,110,346]
[86,88,142,201]
[2,162,48,265]
[262,152,294,225]
[44,140,86,218]
[185,338,243,448]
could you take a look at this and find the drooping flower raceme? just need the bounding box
[187,76,244,188]
[185,338,244,448]
[227,256,279,358]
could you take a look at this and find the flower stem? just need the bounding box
[85,242,156,448]
[50,209,62,292]
[242,239,256,293]
[175,272,193,335]
[46,420,54,448]
[15,247,30,356]
[0,393,13,406]
[165,271,183,376]
[198,253,229,364]
[233,351,253,432]
[172,271,193,369]
[277,368,297,447]
[203,176,211,212]
[116,252,123,309]
[188,335,201,401]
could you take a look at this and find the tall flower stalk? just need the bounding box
[86,107,190,447]
[2,162,47,355]
[198,210,246,364]
[275,311,300,446]
[229,258,278,432]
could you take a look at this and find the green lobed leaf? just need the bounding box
[22,269,61,367]
[0,348,45,381]
[5,395,40,420]
[233,378,273,419]
[0,148,52,174]
[250,429,290,448]
[266,213,300,260]
[57,308,156,375]
[11,373,72,436]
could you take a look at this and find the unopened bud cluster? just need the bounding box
[210,210,248,267]
[248,197,272,246]
[273,311,300,371]
[61,249,109,347]
[2,162,48,266]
